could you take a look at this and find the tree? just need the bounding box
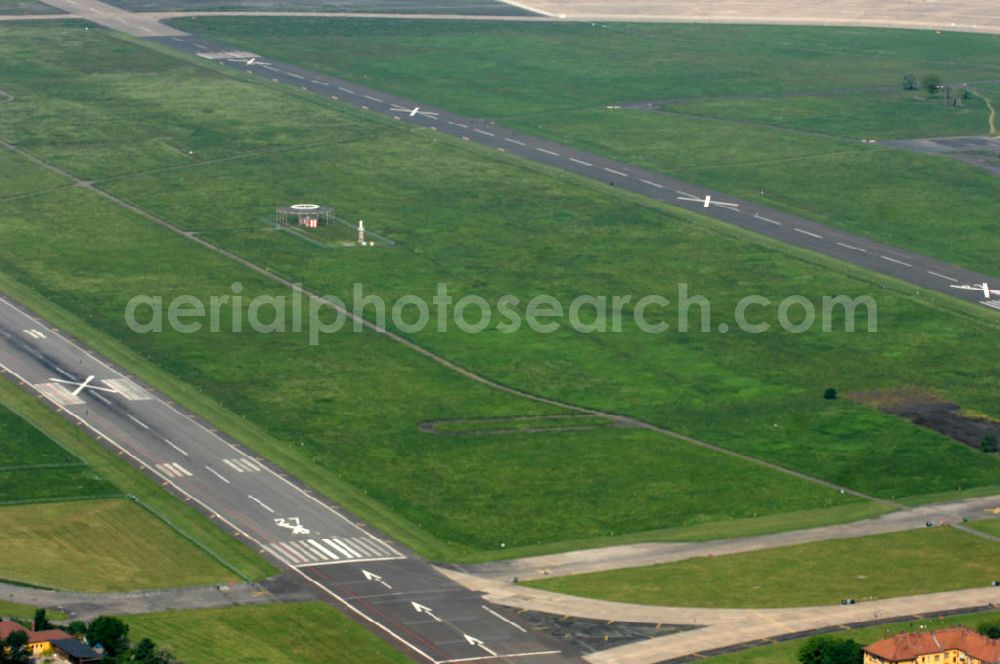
[799,636,864,664]
[824,388,838,400]
[903,74,918,90]
[981,434,998,453]
[32,608,53,631]
[66,620,87,636]
[130,638,179,664]
[1,630,31,664]
[978,619,1000,639]
[86,616,130,657]
[923,74,943,96]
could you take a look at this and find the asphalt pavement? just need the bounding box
[0,295,573,664]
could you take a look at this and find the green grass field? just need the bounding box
[2,24,1000,561]
[105,0,532,14]
[0,499,239,591]
[967,518,1000,538]
[125,602,411,663]
[527,527,1000,608]
[0,401,119,504]
[704,609,1000,663]
[0,1,62,14]
[0,601,66,622]
[178,18,1000,273]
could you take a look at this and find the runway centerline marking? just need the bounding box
[640,179,664,188]
[537,148,559,156]
[793,228,823,239]
[928,270,958,282]
[504,138,526,146]
[126,413,149,430]
[753,213,781,225]
[247,495,274,513]
[163,438,188,456]
[836,242,866,252]
[881,255,913,267]
[204,465,230,484]
[474,129,495,136]
[570,158,592,166]
[604,167,628,177]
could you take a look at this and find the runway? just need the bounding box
[0,295,572,664]
[155,34,1000,313]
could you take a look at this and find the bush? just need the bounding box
[824,388,838,400]
[799,636,864,664]
[981,434,998,454]
[978,619,1000,639]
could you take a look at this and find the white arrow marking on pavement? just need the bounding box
[463,634,498,657]
[411,602,442,622]
[363,569,392,589]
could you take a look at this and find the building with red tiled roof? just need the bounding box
[864,627,1000,663]
[0,619,96,659]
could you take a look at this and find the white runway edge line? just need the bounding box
[881,255,913,267]
[0,299,442,663]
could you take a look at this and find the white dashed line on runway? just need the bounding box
[363,95,383,102]
[793,228,823,239]
[505,138,525,146]
[604,168,628,177]
[836,242,866,252]
[337,87,355,95]
[570,158,593,167]
[927,271,958,282]
[475,129,495,136]
[286,72,304,80]
[537,148,559,156]
[127,413,149,430]
[311,80,328,86]
[640,179,664,188]
[248,495,274,513]
[204,465,231,484]
[163,439,188,457]
[881,255,913,267]
[753,213,781,225]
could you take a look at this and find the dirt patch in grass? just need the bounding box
[849,387,1000,452]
